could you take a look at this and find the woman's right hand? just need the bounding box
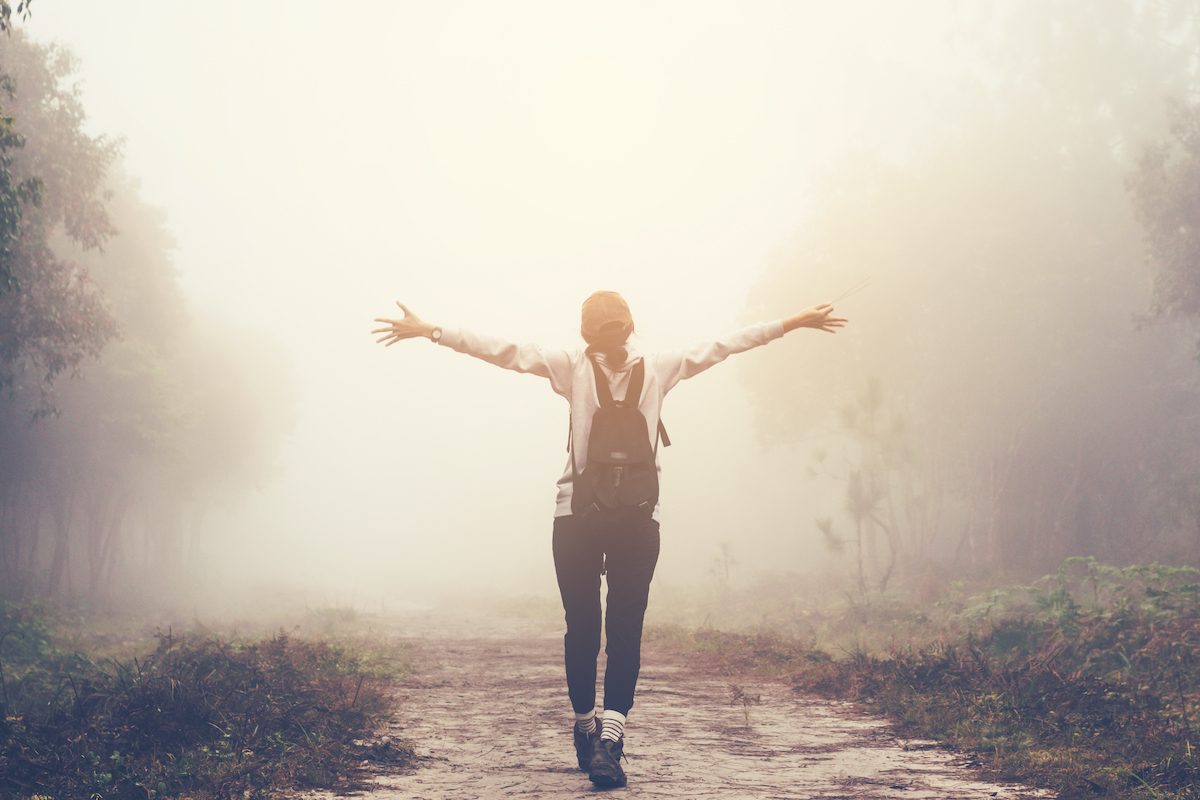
[372,301,436,346]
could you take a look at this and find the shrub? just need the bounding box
[0,603,411,799]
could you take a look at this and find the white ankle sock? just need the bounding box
[574,709,597,735]
[600,709,626,742]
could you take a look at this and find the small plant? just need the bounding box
[728,683,762,726]
[654,559,1200,800]
[0,605,413,799]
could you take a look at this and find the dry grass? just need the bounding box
[649,559,1200,800]
[0,603,413,799]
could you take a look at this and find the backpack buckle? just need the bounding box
[611,466,624,487]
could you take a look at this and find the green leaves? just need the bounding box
[0,610,412,799]
[0,1,32,35]
[0,32,119,412]
[1131,99,1200,330]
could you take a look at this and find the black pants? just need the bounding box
[552,509,661,717]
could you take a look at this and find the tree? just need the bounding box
[1129,99,1200,552]
[0,34,298,605]
[0,32,118,414]
[0,1,31,34]
[742,1,1200,582]
[0,74,39,294]
[1130,101,1200,326]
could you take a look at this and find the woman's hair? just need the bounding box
[584,322,633,365]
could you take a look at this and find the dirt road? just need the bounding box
[303,612,1050,799]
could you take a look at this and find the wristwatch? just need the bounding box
[429,326,443,343]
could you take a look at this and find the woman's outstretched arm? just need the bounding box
[372,301,574,397]
[654,301,846,393]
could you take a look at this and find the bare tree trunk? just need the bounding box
[1052,443,1084,566]
[183,499,208,567]
[46,489,75,599]
[953,505,977,571]
[98,492,130,599]
[1194,505,1200,565]
[23,501,42,589]
[85,487,108,603]
[855,515,866,597]
[872,513,898,593]
[982,424,1024,573]
[0,482,15,588]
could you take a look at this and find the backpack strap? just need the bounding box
[587,353,645,407]
[569,412,578,481]
[588,356,616,407]
[624,359,645,407]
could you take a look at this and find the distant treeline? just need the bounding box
[742,1,1200,589]
[0,31,296,605]
[7,2,1200,607]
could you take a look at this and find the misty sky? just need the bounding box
[27,2,975,605]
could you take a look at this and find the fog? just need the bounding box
[5,1,1199,614]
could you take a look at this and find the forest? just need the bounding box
[3,2,1200,799]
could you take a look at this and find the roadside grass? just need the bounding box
[647,558,1200,800]
[0,602,414,800]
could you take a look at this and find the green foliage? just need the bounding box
[0,1,31,34]
[0,74,40,296]
[0,31,119,412]
[1131,99,1200,328]
[655,559,1200,799]
[0,33,298,604]
[0,604,412,799]
[0,598,52,720]
[743,0,1200,582]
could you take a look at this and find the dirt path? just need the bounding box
[303,612,1050,799]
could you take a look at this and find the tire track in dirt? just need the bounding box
[301,613,1051,799]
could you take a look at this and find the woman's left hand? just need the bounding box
[783,302,847,334]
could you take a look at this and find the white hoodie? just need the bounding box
[436,319,787,520]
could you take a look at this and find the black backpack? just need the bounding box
[570,354,670,516]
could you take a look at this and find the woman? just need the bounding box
[371,291,846,789]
